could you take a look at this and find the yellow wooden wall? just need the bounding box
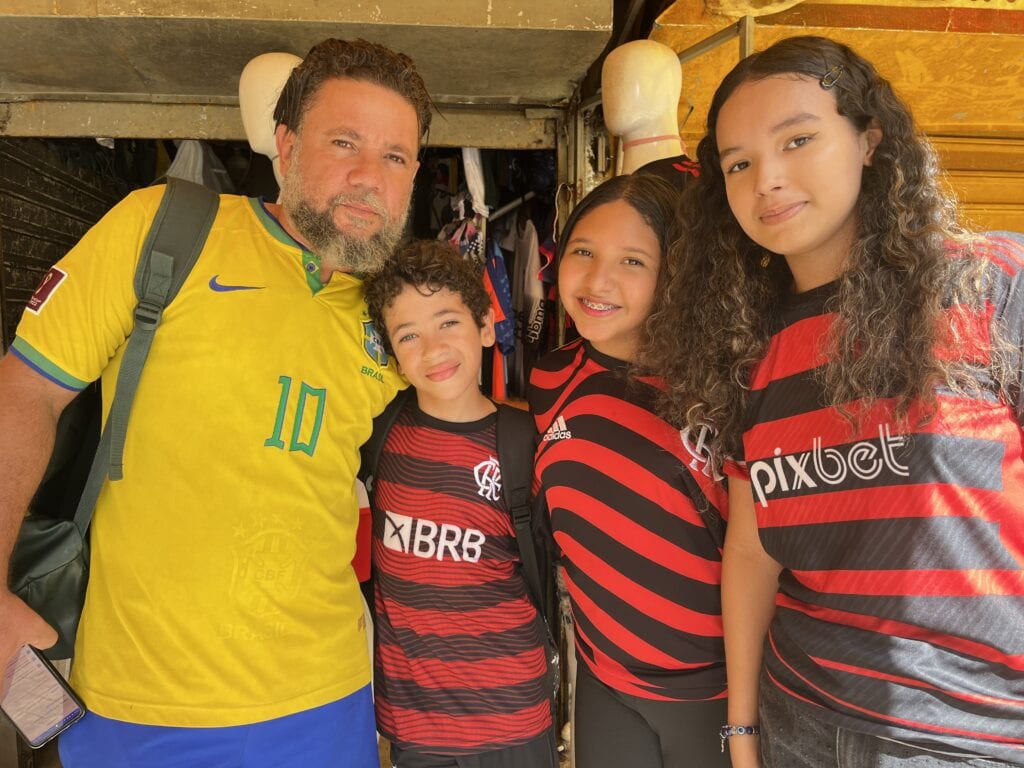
[651,0,1024,231]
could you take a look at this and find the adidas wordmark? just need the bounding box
[542,415,572,441]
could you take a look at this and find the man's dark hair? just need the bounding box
[273,38,432,141]
[364,240,491,355]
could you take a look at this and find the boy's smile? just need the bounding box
[424,361,460,382]
[383,285,496,422]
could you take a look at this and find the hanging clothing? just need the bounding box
[163,140,235,193]
[484,240,515,356]
[500,218,543,397]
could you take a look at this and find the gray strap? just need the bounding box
[107,251,174,481]
[132,178,220,303]
[71,412,114,535]
[71,178,219,533]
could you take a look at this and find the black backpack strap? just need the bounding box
[72,179,219,533]
[496,404,553,621]
[359,388,415,489]
[496,403,560,710]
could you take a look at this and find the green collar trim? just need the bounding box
[249,198,325,293]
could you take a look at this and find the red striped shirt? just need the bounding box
[743,233,1024,763]
[530,340,727,701]
[371,405,550,755]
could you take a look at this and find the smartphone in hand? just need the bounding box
[1,644,85,748]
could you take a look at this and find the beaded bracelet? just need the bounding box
[719,724,761,752]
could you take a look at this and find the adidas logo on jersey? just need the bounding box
[542,415,572,442]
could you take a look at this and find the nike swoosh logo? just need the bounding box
[209,275,265,292]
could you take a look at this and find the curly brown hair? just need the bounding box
[363,239,491,356]
[273,38,432,142]
[643,35,993,466]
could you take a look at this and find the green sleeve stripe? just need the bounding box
[10,337,89,391]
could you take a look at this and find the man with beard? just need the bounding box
[0,38,429,768]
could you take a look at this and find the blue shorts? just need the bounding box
[58,685,377,768]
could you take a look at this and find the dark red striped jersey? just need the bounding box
[529,339,728,701]
[741,232,1024,763]
[371,404,551,755]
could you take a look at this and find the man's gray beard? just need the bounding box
[280,178,407,275]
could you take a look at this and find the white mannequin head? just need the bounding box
[239,52,302,185]
[601,40,683,173]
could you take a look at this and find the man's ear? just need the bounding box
[480,308,496,349]
[862,117,883,167]
[275,123,297,178]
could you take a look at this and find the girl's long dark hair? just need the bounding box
[644,35,991,466]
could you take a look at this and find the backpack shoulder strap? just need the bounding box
[359,388,415,490]
[497,402,560,699]
[496,404,545,609]
[72,179,219,531]
[131,178,220,307]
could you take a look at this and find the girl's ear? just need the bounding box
[862,117,883,167]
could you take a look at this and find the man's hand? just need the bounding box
[0,589,58,673]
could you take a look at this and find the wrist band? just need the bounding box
[720,724,761,752]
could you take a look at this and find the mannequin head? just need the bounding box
[602,40,683,173]
[602,40,681,139]
[239,52,302,184]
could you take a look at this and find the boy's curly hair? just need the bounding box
[363,239,491,355]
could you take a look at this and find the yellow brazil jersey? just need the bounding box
[12,186,403,726]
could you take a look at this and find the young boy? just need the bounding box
[362,240,557,768]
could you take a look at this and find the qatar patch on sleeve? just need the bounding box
[26,267,67,314]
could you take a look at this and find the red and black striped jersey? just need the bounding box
[371,404,551,755]
[741,232,1024,763]
[530,340,728,701]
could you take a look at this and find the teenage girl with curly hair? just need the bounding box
[645,35,1024,768]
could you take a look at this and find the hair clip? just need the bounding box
[820,65,845,90]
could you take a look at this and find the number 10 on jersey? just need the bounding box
[265,375,326,457]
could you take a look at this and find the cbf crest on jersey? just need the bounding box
[362,320,389,367]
